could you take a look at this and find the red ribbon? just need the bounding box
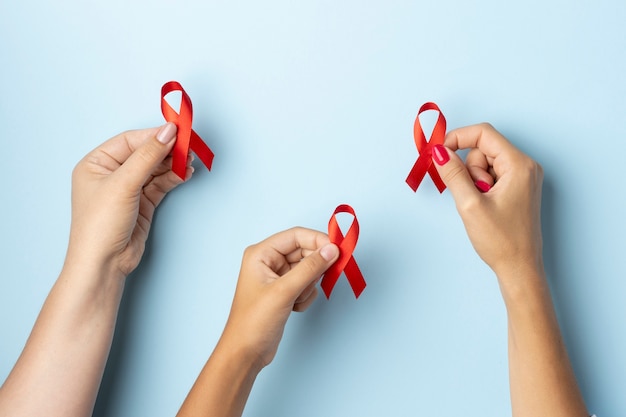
[405,102,447,193]
[321,204,366,299]
[161,81,215,180]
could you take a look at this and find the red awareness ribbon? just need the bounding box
[405,102,447,193]
[161,81,215,180]
[321,204,366,299]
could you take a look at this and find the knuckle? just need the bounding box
[442,162,467,185]
[520,157,536,172]
[515,157,542,183]
[300,254,323,276]
[138,142,162,163]
[535,161,544,180]
[71,162,84,181]
[242,244,258,260]
[71,156,92,183]
[286,226,304,242]
[478,122,495,131]
[457,193,484,216]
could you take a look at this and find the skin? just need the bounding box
[0,122,190,417]
[432,123,589,417]
[0,120,589,417]
[178,123,590,417]
[176,229,339,417]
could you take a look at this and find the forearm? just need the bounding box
[497,265,587,417]
[177,336,262,417]
[0,259,125,417]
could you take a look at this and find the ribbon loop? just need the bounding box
[405,102,447,193]
[161,81,214,180]
[321,204,366,299]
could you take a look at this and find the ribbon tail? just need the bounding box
[321,269,341,299]
[172,136,191,180]
[190,129,214,170]
[406,155,430,192]
[344,257,366,298]
[321,248,352,299]
[428,164,446,193]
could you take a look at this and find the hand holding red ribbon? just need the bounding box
[406,102,447,193]
[321,204,366,299]
[161,81,215,180]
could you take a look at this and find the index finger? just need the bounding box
[444,123,515,160]
[88,127,160,166]
[251,227,330,275]
[263,227,330,257]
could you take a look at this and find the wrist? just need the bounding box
[61,248,127,299]
[177,333,262,417]
[215,329,267,375]
[493,260,552,313]
[65,237,128,278]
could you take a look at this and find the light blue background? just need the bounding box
[1,1,624,416]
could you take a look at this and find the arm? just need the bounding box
[0,123,189,417]
[176,228,339,417]
[432,123,588,417]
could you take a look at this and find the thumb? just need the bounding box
[280,243,340,298]
[114,122,178,190]
[432,144,480,204]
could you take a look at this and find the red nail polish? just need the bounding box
[432,145,450,166]
[475,180,491,193]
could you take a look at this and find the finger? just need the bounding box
[256,227,330,274]
[293,288,319,312]
[465,148,494,191]
[143,166,193,209]
[266,227,330,256]
[444,123,514,159]
[277,243,339,300]
[432,144,482,206]
[285,248,316,264]
[146,153,193,181]
[134,198,156,243]
[139,154,194,219]
[444,123,528,189]
[112,123,178,191]
[90,126,160,166]
[294,279,318,304]
[135,165,195,234]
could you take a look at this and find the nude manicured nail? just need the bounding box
[432,144,450,166]
[156,122,177,144]
[475,180,491,193]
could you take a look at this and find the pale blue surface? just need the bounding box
[1,1,625,416]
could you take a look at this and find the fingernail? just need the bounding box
[156,122,177,144]
[475,180,491,193]
[432,144,450,166]
[320,244,339,261]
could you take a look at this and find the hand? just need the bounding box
[431,123,544,279]
[66,123,192,278]
[0,123,193,417]
[176,228,339,417]
[219,228,339,369]
[432,125,589,416]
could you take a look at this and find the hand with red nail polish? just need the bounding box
[431,124,543,277]
[431,123,589,417]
